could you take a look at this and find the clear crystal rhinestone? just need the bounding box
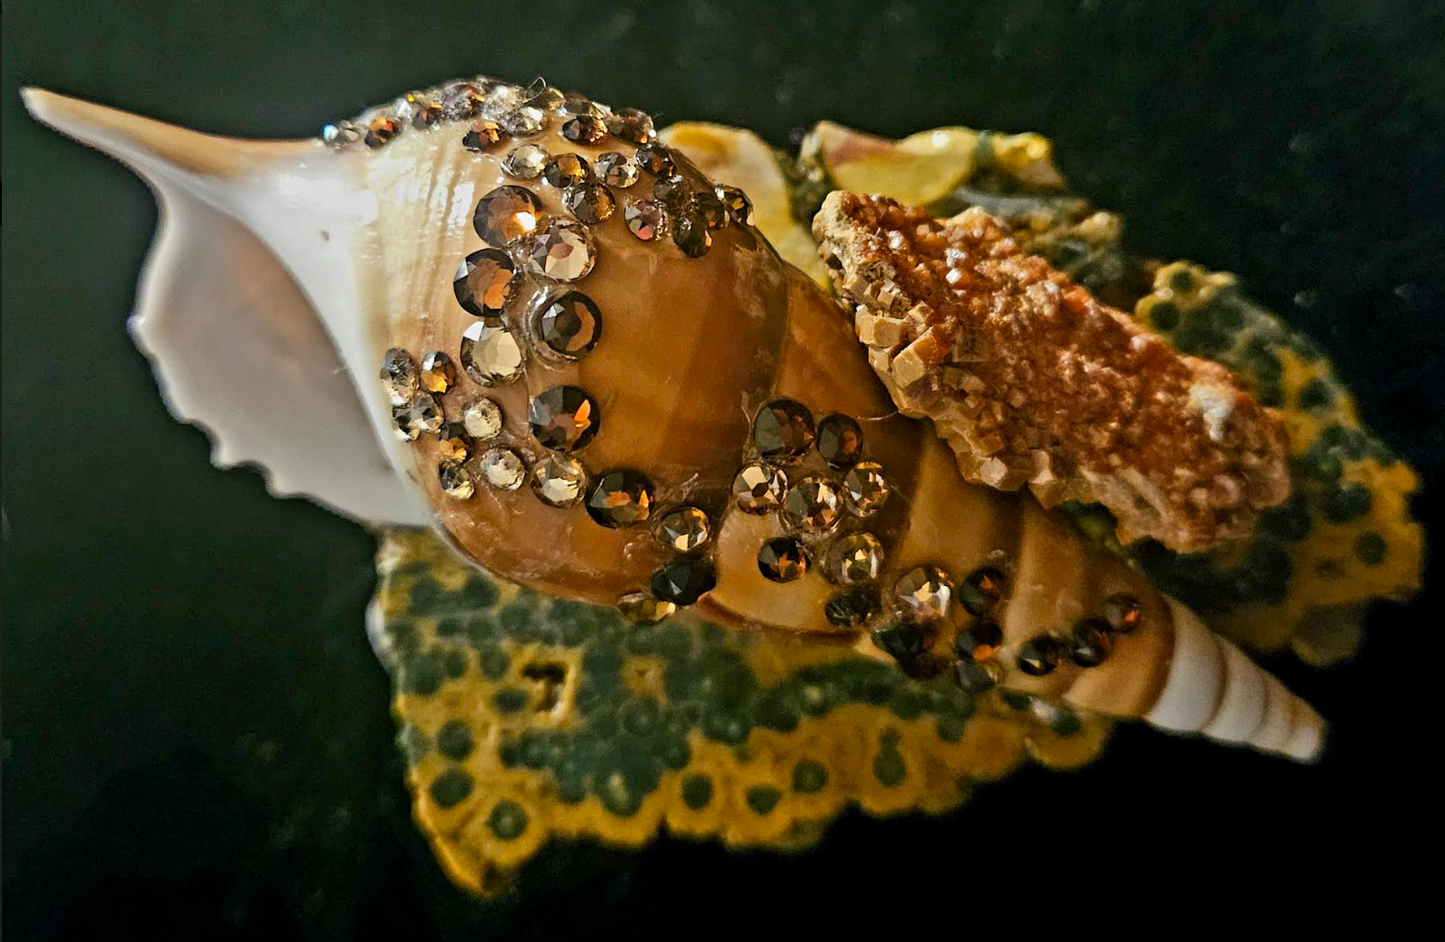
[562,115,608,145]
[623,199,668,241]
[565,183,616,224]
[460,321,525,386]
[502,105,548,136]
[824,531,884,585]
[617,591,675,624]
[694,190,727,230]
[419,351,457,393]
[453,248,519,318]
[656,506,711,552]
[534,291,602,360]
[529,454,588,507]
[757,536,809,583]
[364,116,399,148]
[672,213,712,257]
[438,459,476,499]
[392,394,443,441]
[436,421,472,463]
[585,469,655,528]
[480,83,525,120]
[842,462,890,517]
[609,108,655,144]
[893,565,954,622]
[816,414,864,468]
[392,91,422,122]
[543,153,590,188]
[633,142,674,175]
[732,461,787,513]
[462,398,504,440]
[502,143,549,179]
[825,586,881,627]
[650,555,716,605]
[322,121,360,147]
[473,185,544,246]
[596,151,639,188]
[478,447,526,491]
[781,475,842,533]
[561,93,605,118]
[441,82,485,120]
[526,219,595,282]
[380,348,418,405]
[717,185,755,225]
[462,121,504,152]
[753,399,815,461]
[528,385,599,452]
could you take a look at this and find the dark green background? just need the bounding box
[4,0,1442,937]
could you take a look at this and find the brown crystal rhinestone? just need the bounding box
[633,142,674,175]
[781,476,842,533]
[478,447,526,491]
[672,213,712,258]
[871,623,928,663]
[523,81,564,110]
[462,121,504,152]
[560,93,604,118]
[461,397,503,440]
[1016,635,1063,676]
[717,185,755,226]
[955,658,1002,693]
[586,469,655,528]
[816,414,864,468]
[460,321,525,386]
[608,107,655,144]
[392,394,443,441]
[841,462,890,517]
[380,348,418,405]
[528,385,599,452]
[758,536,810,583]
[534,291,602,360]
[652,175,691,211]
[656,506,711,553]
[526,219,595,282]
[694,189,728,230]
[502,105,548,136]
[453,248,519,318]
[502,143,549,179]
[825,585,881,628]
[954,618,1004,661]
[543,153,590,189]
[562,114,608,145]
[617,591,676,625]
[650,555,717,605]
[405,96,442,129]
[364,116,399,148]
[438,459,476,499]
[959,567,1006,616]
[893,565,954,622]
[753,399,815,461]
[824,531,884,584]
[1102,594,1142,633]
[529,454,588,508]
[732,462,787,513]
[596,152,639,188]
[623,199,668,241]
[441,82,485,120]
[473,185,544,246]
[1070,618,1114,667]
[436,422,472,463]
[420,351,457,394]
[564,182,617,224]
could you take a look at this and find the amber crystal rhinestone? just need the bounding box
[380,348,418,405]
[650,555,717,605]
[1017,635,1063,676]
[436,422,472,463]
[596,152,638,188]
[534,291,602,361]
[543,153,590,189]
[693,189,728,230]
[955,658,1002,693]
[608,107,655,144]
[460,321,525,386]
[617,591,675,625]
[502,143,549,179]
[560,92,605,118]
[453,248,519,318]
[753,399,816,461]
[893,565,954,622]
[561,114,608,145]
[461,397,504,440]
[392,394,443,441]
[1102,594,1142,633]
[526,219,596,282]
[842,462,890,517]
[823,531,884,585]
[502,105,548,136]
[529,454,588,507]
[441,82,485,120]
[732,462,787,513]
[656,506,711,552]
[478,447,526,491]
[565,183,617,224]
[473,185,544,246]
[462,121,504,152]
[523,81,564,110]
[816,414,864,468]
[420,351,456,394]
[959,566,1006,616]
[825,586,881,628]
[652,175,691,211]
[716,185,755,226]
[672,213,712,258]
[633,141,674,175]
[954,618,1004,661]
[1070,618,1114,667]
[781,476,842,534]
[871,623,928,663]
[437,460,476,499]
[528,385,599,452]
[623,199,668,241]
[364,116,399,148]
[757,536,810,583]
[585,469,656,528]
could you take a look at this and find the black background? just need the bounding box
[4,1,1442,937]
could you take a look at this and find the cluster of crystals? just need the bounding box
[616,501,720,626]
[869,563,1009,683]
[616,142,755,259]
[1008,593,1141,680]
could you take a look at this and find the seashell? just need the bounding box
[23,78,1323,761]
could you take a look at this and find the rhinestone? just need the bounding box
[565,182,617,223]
[816,414,864,468]
[618,591,675,625]
[392,394,443,441]
[526,219,595,282]
[543,153,590,188]
[825,586,881,628]
[717,185,755,226]
[420,351,456,393]
[473,185,544,246]
[893,565,954,622]
[438,460,475,499]
[842,462,890,517]
[623,199,668,241]
[524,85,564,111]
[596,152,639,188]
[321,121,360,147]
[650,555,717,605]
[653,174,691,211]
[1103,594,1142,633]
[502,106,548,136]
[478,447,526,490]
[955,658,1002,693]
[562,115,608,145]
[694,189,728,230]
[529,454,588,507]
[732,462,787,513]
[753,399,815,461]
[672,213,712,257]
[955,618,1004,661]
[528,385,599,452]
[480,83,526,120]
[502,143,549,179]
[656,506,711,552]
[585,469,656,528]
[781,476,841,533]
[871,623,928,663]
[364,116,399,148]
[1070,618,1113,667]
[441,82,485,120]
[824,531,884,585]
[960,567,1006,616]
[460,321,525,386]
[608,107,655,144]
[380,348,418,405]
[436,422,472,463]
[633,142,674,175]
[462,398,504,440]
[453,248,519,318]
[1017,635,1063,676]
[758,536,809,583]
[401,94,442,129]
[462,121,504,152]
[560,93,605,118]
[534,291,602,360]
